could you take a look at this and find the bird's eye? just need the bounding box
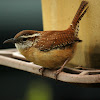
[23,38,27,41]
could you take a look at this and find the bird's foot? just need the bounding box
[54,58,69,80]
[39,67,46,76]
[54,68,63,80]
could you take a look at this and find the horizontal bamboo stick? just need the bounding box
[0,55,100,83]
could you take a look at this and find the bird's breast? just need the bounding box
[18,43,77,69]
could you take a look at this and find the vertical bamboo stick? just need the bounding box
[41,0,100,68]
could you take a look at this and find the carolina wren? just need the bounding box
[4,1,88,79]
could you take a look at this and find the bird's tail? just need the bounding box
[71,1,88,30]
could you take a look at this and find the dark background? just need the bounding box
[0,0,100,100]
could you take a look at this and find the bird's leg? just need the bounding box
[54,58,69,80]
[39,67,46,76]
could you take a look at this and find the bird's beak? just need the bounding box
[3,38,15,44]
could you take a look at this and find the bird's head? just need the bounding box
[3,30,40,50]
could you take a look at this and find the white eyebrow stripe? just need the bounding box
[21,33,40,38]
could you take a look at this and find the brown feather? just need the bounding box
[14,30,38,39]
[35,27,81,51]
[71,1,88,29]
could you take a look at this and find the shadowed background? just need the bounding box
[0,0,100,100]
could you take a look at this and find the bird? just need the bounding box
[4,1,88,79]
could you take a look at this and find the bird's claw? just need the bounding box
[39,67,46,76]
[54,69,62,80]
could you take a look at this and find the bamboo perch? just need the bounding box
[0,54,100,83]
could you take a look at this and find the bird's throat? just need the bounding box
[15,40,33,50]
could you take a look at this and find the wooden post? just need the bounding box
[41,0,100,68]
